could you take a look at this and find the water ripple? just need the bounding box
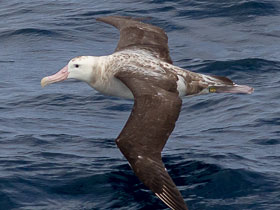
[1,0,280,209]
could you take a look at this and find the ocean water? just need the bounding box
[1,0,280,209]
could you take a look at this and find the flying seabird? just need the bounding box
[41,16,253,210]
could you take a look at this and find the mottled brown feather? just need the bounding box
[114,69,188,210]
[97,16,173,64]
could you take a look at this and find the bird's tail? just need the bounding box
[206,75,254,94]
[208,84,253,94]
[186,74,254,96]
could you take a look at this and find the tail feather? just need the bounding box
[209,85,254,94]
[204,75,254,94]
[185,73,253,96]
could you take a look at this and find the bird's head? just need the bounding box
[41,56,97,87]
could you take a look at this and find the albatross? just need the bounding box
[41,16,253,210]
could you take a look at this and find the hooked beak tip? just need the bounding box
[41,77,49,88]
[40,65,69,88]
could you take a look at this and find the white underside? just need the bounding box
[90,75,134,99]
[85,50,189,99]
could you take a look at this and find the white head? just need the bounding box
[41,56,99,87]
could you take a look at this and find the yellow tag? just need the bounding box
[209,87,216,93]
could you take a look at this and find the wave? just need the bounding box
[175,0,279,21]
[3,93,132,114]
[0,28,62,40]
[5,93,101,108]
[162,156,279,209]
[187,58,280,77]
[250,138,280,145]
[0,191,18,209]
[0,157,278,209]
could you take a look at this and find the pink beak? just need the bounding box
[41,65,69,87]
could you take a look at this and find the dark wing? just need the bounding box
[114,69,188,210]
[96,16,173,64]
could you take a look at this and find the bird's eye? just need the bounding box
[75,64,79,68]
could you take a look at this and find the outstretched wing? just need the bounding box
[97,16,173,64]
[114,69,188,210]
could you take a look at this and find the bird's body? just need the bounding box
[70,49,252,100]
[41,16,253,210]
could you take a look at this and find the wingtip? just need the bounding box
[155,191,188,210]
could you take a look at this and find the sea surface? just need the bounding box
[1,0,280,210]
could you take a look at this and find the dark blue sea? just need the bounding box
[1,1,280,209]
